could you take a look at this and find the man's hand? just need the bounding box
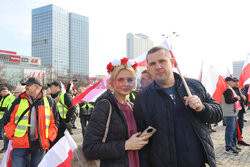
[241,95,246,101]
[55,96,61,103]
[184,95,203,112]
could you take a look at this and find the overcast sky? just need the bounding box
[1,0,250,78]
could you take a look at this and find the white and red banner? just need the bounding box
[239,53,250,88]
[60,82,66,93]
[201,65,227,103]
[72,76,109,106]
[24,69,45,82]
[38,130,77,167]
[198,61,203,82]
[0,140,12,167]
[133,39,178,67]
[69,83,75,91]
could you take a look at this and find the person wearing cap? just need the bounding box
[4,77,59,167]
[48,81,76,144]
[221,77,241,154]
[232,78,249,146]
[0,85,26,153]
[0,86,15,140]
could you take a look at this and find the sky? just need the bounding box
[1,0,250,78]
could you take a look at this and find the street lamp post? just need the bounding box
[161,32,179,50]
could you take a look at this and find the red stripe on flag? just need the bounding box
[7,150,12,167]
[71,79,103,107]
[57,150,73,167]
[239,64,250,88]
[137,60,147,67]
[212,75,227,103]
[169,50,178,68]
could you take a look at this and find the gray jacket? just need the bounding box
[221,88,238,117]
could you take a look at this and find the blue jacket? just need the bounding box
[133,73,222,167]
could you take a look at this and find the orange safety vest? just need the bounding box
[4,92,58,149]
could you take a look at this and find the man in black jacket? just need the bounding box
[134,46,222,167]
[48,81,76,144]
[233,78,249,146]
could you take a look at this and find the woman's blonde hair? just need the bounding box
[108,65,137,91]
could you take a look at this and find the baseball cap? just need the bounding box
[225,77,236,82]
[21,77,42,86]
[0,86,8,92]
[47,81,61,88]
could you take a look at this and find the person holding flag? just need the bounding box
[133,46,222,167]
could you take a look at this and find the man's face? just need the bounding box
[147,49,173,84]
[0,90,8,97]
[25,84,38,96]
[50,85,59,94]
[227,81,235,87]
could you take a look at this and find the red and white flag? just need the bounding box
[226,67,232,77]
[0,140,12,167]
[38,130,77,167]
[198,61,203,82]
[201,65,227,103]
[160,40,178,68]
[133,53,147,67]
[69,83,75,91]
[239,53,250,88]
[72,76,109,106]
[133,39,178,67]
[60,81,66,93]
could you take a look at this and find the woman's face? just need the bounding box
[113,69,135,96]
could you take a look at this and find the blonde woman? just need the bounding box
[83,58,151,167]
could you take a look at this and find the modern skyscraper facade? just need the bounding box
[32,4,89,79]
[233,60,244,79]
[126,33,153,59]
[69,13,89,76]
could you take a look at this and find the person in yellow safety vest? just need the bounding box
[0,85,26,153]
[0,87,15,140]
[126,91,137,104]
[4,77,59,167]
[79,99,94,137]
[48,81,76,146]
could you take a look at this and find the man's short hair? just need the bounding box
[146,46,171,62]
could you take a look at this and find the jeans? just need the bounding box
[2,128,9,150]
[11,141,44,167]
[80,115,91,138]
[224,116,237,149]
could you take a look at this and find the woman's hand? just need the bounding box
[125,132,152,151]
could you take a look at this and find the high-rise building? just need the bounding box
[126,33,153,59]
[69,13,89,76]
[233,60,244,79]
[32,4,89,79]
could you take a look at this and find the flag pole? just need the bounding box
[176,66,192,97]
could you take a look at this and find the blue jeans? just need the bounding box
[2,128,9,150]
[224,116,237,149]
[11,141,44,167]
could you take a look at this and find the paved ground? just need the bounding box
[1,111,250,166]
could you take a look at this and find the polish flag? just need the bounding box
[133,39,178,67]
[0,140,12,167]
[38,130,77,167]
[133,53,147,67]
[201,65,227,103]
[71,76,109,106]
[239,53,250,88]
[69,83,75,91]
[226,67,232,77]
[198,61,203,82]
[160,39,178,67]
[60,82,66,93]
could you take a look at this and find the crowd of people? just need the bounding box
[0,45,249,167]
